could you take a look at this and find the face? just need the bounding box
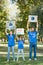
[10,31,12,35]
[31,28,34,31]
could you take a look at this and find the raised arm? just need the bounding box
[27,21,30,32]
[36,28,37,32]
[16,36,19,40]
[5,29,8,35]
[36,21,38,32]
[14,30,16,34]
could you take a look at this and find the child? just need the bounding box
[28,27,37,60]
[5,30,16,62]
[17,36,25,61]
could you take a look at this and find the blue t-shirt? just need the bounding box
[7,34,15,47]
[18,40,24,49]
[28,31,37,43]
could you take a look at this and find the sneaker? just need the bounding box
[29,58,31,61]
[7,60,9,62]
[34,58,37,60]
[17,59,18,62]
[23,59,25,61]
[13,59,15,62]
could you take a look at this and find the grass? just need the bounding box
[0,56,43,65]
[0,42,43,65]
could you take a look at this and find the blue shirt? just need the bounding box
[18,40,24,49]
[7,34,15,47]
[28,31,37,43]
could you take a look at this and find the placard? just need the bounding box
[28,15,38,22]
[16,28,24,35]
[6,21,15,30]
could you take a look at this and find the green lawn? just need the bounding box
[0,42,43,65]
[0,56,43,65]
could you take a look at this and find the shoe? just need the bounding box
[29,58,31,61]
[23,59,25,61]
[34,58,37,60]
[7,60,9,62]
[17,59,18,62]
[13,59,15,62]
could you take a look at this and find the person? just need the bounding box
[28,27,38,60]
[5,30,16,62]
[17,36,25,61]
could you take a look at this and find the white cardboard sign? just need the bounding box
[6,21,15,30]
[28,15,38,22]
[16,28,24,35]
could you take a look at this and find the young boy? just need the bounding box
[17,36,25,61]
[5,30,16,62]
[28,27,37,60]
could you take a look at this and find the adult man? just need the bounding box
[28,27,37,60]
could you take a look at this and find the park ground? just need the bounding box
[0,56,43,65]
[0,42,43,65]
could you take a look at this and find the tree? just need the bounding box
[16,0,42,32]
[0,0,7,38]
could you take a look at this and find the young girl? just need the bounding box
[17,36,25,61]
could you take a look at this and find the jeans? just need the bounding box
[29,43,37,59]
[17,49,25,60]
[7,46,15,60]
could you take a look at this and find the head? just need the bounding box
[31,27,34,32]
[10,31,12,35]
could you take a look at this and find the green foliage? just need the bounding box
[0,0,7,38]
[0,0,43,38]
[16,0,43,31]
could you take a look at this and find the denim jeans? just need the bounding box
[29,43,37,59]
[7,46,15,60]
[17,49,25,60]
